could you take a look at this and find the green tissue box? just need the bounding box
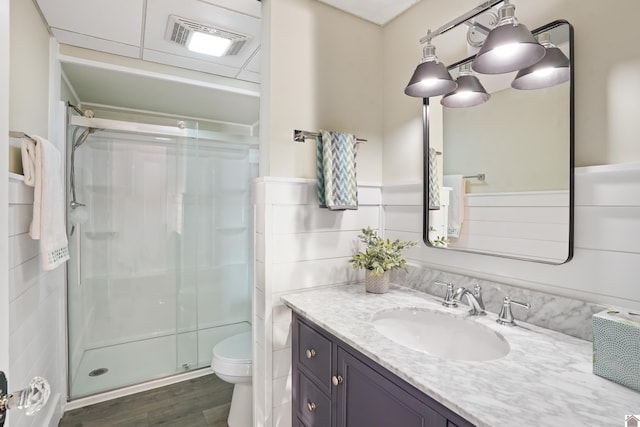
[592,310,640,392]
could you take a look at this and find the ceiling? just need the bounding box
[318,0,420,26]
[34,0,418,126]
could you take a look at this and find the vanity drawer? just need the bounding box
[297,320,332,391]
[297,372,332,427]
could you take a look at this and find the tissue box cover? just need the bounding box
[592,310,640,392]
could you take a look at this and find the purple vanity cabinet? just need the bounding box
[292,313,475,427]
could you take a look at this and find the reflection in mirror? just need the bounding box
[424,20,573,264]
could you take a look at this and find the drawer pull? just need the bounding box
[331,375,343,386]
[305,349,316,359]
[307,402,317,412]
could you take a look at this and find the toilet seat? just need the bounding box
[212,331,252,378]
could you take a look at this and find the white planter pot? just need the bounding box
[365,270,390,294]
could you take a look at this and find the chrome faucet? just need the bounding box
[496,296,531,326]
[433,281,458,307]
[452,284,486,316]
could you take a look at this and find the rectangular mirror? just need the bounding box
[424,20,574,264]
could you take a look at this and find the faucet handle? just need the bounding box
[433,281,457,308]
[496,297,531,326]
[472,283,485,310]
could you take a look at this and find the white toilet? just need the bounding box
[211,331,253,427]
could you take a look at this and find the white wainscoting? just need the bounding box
[8,175,65,427]
[382,163,640,310]
[253,165,640,427]
[252,178,381,427]
[448,191,570,263]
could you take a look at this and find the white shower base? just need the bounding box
[70,322,251,398]
[72,335,176,397]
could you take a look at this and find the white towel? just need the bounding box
[21,136,70,271]
[443,175,465,238]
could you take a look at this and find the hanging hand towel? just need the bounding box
[316,130,358,210]
[22,136,70,271]
[443,174,465,238]
[428,147,440,210]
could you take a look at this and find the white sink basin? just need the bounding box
[372,308,510,362]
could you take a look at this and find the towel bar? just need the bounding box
[294,129,367,143]
[9,131,36,143]
[463,173,485,182]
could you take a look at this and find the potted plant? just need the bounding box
[348,227,417,294]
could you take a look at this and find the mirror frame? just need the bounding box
[422,19,575,264]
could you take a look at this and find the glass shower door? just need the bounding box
[67,128,199,398]
[66,120,256,399]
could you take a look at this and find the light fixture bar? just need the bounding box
[419,0,504,44]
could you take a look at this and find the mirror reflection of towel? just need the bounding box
[428,148,440,210]
[443,175,465,238]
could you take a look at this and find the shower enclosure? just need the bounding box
[66,114,257,399]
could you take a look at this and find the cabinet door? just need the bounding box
[336,348,448,427]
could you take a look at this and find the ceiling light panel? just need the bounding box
[144,0,260,67]
[165,15,251,57]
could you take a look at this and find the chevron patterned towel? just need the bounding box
[428,147,440,210]
[316,130,358,210]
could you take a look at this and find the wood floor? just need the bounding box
[58,374,233,427]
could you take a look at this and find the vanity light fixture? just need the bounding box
[441,63,491,108]
[404,30,458,98]
[471,0,545,74]
[511,32,570,90]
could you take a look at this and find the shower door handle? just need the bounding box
[75,223,82,287]
[0,372,51,424]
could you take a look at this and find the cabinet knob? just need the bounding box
[305,349,316,359]
[307,402,317,412]
[331,375,343,386]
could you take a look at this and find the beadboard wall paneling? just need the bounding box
[272,258,363,293]
[384,205,422,233]
[8,204,32,237]
[271,231,361,263]
[271,204,380,234]
[449,192,571,261]
[254,165,640,427]
[8,176,65,427]
[253,178,382,427]
[383,164,640,310]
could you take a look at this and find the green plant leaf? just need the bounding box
[348,227,417,275]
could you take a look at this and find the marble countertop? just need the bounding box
[281,284,639,427]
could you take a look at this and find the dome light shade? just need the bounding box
[472,1,546,74]
[405,42,458,98]
[441,64,491,108]
[511,33,570,90]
